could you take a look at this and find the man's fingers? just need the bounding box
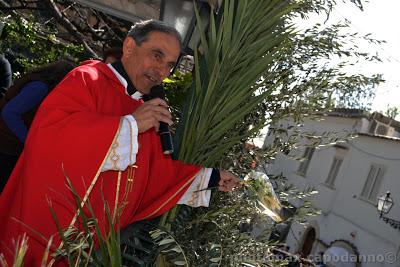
[138,104,171,116]
[152,111,173,126]
[218,170,241,192]
[219,180,231,192]
[146,98,168,107]
[155,106,172,120]
[132,99,173,133]
[143,105,171,120]
[154,120,160,132]
[219,184,233,192]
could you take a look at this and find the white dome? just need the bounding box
[323,246,357,267]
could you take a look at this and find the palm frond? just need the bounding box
[151,228,188,267]
[175,0,296,165]
[12,234,29,267]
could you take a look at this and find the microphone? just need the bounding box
[149,85,174,155]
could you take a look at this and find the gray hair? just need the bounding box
[127,20,182,49]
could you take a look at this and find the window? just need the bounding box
[298,147,315,176]
[325,146,347,188]
[325,157,343,188]
[360,164,385,202]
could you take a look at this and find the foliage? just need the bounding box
[0,0,131,58]
[119,221,159,266]
[268,20,384,113]
[163,72,193,113]
[173,0,384,167]
[167,185,320,266]
[0,234,29,267]
[0,14,84,77]
[175,0,296,166]
[163,72,193,134]
[294,0,364,18]
[201,3,386,141]
[384,105,400,119]
[151,228,188,266]
[49,178,123,267]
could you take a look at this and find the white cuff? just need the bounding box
[177,168,213,207]
[101,115,138,172]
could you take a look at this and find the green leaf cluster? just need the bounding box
[0,14,84,77]
[163,72,193,113]
[49,178,123,267]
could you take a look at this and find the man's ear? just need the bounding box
[123,37,136,56]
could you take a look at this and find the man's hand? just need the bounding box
[218,170,241,192]
[132,98,173,133]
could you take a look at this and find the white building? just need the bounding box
[264,109,400,267]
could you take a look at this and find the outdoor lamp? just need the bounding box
[377,191,393,216]
[377,191,399,230]
[160,0,196,51]
[160,0,210,53]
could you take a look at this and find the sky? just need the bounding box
[328,0,400,113]
[253,1,400,147]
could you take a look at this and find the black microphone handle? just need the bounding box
[159,123,174,155]
[149,85,174,155]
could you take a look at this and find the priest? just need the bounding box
[0,20,239,266]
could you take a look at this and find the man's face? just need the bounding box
[122,31,181,94]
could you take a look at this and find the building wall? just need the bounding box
[266,116,400,267]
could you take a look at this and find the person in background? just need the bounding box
[103,46,123,64]
[0,22,12,98]
[0,54,12,98]
[0,60,75,192]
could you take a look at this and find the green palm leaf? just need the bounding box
[175,0,296,165]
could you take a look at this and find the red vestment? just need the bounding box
[0,61,200,266]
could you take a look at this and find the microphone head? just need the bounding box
[149,85,165,100]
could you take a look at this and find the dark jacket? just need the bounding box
[0,73,48,155]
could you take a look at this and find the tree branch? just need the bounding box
[17,0,40,3]
[71,6,109,41]
[0,6,43,10]
[44,0,98,58]
[0,0,18,15]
